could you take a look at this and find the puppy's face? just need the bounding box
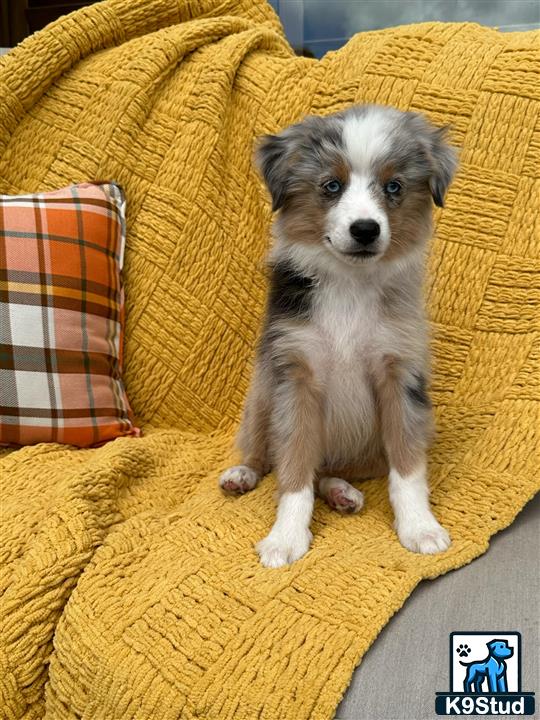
[256,105,457,266]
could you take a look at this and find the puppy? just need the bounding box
[220,104,458,568]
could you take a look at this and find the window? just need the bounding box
[268,0,540,58]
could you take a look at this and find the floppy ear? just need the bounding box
[255,133,292,212]
[255,115,340,210]
[427,126,458,208]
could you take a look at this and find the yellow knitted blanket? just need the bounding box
[0,1,538,718]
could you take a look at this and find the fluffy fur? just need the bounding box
[220,104,458,567]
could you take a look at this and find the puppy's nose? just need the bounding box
[349,219,380,245]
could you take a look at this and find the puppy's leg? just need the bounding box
[315,476,364,514]
[220,362,271,495]
[256,359,322,568]
[375,357,450,554]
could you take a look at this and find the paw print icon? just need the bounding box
[456,643,471,658]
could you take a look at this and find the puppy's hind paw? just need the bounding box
[320,477,364,514]
[219,465,259,495]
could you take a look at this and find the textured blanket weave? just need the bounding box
[0,1,538,718]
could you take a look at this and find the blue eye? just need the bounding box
[323,179,342,194]
[385,180,402,195]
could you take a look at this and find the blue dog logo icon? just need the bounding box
[459,639,513,693]
[436,631,535,715]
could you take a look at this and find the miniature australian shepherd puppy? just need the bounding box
[219,104,458,568]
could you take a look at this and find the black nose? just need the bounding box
[349,219,380,245]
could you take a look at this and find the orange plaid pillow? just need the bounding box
[0,182,140,446]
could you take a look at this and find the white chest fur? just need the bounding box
[311,276,386,463]
[313,278,383,363]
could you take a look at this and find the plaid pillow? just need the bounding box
[0,182,140,446]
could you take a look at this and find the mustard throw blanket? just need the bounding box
[0,1,538,718]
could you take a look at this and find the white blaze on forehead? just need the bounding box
[341,109,394,174]
[339,172,378,219]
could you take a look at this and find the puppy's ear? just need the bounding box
[255,133,291,212]
[255,115,338,211]
[426,126,458,208]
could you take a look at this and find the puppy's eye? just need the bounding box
[384,180,402,195]
[322,179,342,194]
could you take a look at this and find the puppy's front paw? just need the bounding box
[397,518,451,554]
[219,465,259,495]
[256,527,313,568]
